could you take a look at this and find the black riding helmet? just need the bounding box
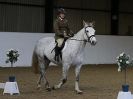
[57,8,66,15]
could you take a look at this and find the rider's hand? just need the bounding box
[64,31,67,37]
[68,33,74,37]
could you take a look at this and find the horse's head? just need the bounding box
[83,20,97,45]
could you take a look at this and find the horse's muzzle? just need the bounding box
[90,37,97,45]
[91,40,97,45]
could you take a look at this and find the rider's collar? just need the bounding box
[59,17,64,21]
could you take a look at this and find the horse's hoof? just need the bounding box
[37,85,41,90]
[75,90,83,94]
[46,87,51,91]
[52,85,59,90]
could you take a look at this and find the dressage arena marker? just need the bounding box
[117,91,133,99]
[3,82,20,95]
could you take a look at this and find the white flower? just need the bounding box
[17,57,20,60]
[119,60,122,62]
[116,56,119,59]
[8,48,14,52]
[120,52,124,57]
[126,61,130,64]
[6,51,9,55]
[13,53,16,56]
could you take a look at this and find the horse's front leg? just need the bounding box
[75,64,83,94]
[53,64,70,89]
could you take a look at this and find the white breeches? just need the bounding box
[57,38,64,47]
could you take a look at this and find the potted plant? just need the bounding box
[5,49,19,82]
[116,52,133,92]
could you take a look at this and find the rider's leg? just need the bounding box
[55,38,64,61]
[57,38,64,47]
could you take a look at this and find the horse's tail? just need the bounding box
[32,49,39,74]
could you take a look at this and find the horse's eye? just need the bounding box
[86,30,89,32]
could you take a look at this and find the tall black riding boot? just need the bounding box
[54,46,61,61]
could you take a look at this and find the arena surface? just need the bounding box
[0,64,133,99]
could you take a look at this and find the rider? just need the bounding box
[54,8,74,61]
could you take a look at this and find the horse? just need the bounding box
[32,21,97,94]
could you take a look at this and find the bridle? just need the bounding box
[84,26,95,42]
[69,26,95,42]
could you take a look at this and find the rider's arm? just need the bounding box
[66,21,74,37]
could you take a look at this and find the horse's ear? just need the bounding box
[83,20,88,27]
[88,21,95,27]
[92,21,95,27]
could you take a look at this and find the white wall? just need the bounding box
[84,35,133,64]
[0,32,133,67]
[0,32,53,67]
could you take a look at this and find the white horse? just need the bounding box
[32,21,97,94]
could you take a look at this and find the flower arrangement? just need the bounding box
[5,49,19,82]
[117,52,133,72]
[116,52,133,92]
[5,49,19,67]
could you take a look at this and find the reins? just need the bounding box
[69,38,88,42]
[69,26,95,43]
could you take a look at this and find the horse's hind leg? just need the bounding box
[37,56,51,91]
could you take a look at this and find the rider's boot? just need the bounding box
[54,46,62,62]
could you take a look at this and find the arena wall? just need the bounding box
[0,32,133,67]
